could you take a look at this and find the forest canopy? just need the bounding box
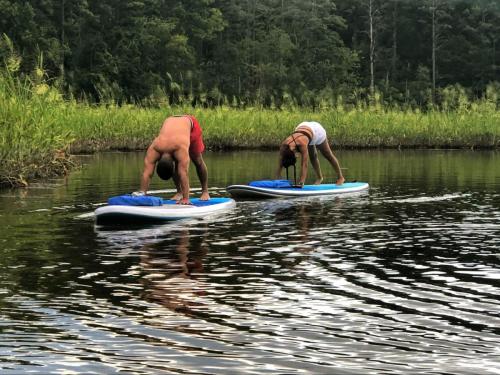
[1,0,499,108]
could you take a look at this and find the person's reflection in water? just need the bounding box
[139,226,208,314]
[270,202,314,256]
[272,198,344,256]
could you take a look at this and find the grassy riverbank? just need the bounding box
[1,72,499,187]
[60,101,500,152]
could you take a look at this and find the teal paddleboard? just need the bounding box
[226,182,369,199]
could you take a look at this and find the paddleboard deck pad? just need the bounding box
[95,196,236,225]
[226,181,369,199]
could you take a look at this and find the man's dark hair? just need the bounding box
[281,147,296,168]
[156,154,174,180]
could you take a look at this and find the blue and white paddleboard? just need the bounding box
[95,197,236,225]
[226,182,369,199]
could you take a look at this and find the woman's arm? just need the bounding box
[298,145,309,185]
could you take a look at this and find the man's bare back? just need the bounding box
[152,116,192,154]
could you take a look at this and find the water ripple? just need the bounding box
[1,151,500,374]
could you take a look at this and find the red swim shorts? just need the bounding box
[186,115,205,155]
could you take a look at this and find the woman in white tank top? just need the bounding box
[276,121,345,186]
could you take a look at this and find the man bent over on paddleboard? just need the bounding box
[276,121,345,187]
[133,115,209,205]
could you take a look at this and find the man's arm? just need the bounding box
[139,145,161,193]
[174,149,191,204]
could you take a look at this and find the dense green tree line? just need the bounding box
[1,0,499,108]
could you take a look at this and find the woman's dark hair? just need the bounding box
[156,154,174,180]
[281,147,296,168]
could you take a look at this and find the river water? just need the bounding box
[0,150,499,374]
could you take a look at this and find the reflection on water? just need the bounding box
[0,150,499,374]
[139,227,209,314]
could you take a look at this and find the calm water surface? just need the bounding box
[0,150,499,374]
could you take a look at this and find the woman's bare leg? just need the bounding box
[308,145,323,184]
[317,140,345,185]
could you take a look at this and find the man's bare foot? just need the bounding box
[314,178,323,185]
[200,191,210,201]
[176,198,192,205]
[335,176,345,185]
[171,192,183,201]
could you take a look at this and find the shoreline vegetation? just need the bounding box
[1,72,499,188]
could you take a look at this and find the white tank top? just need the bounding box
[295,121,327,145]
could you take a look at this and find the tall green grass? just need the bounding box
[0,71,74,186]
[1,70,499,187]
